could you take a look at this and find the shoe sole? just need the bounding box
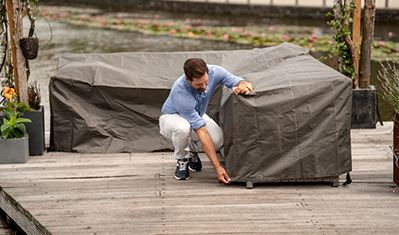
[188,166,202,172]
[175,176,190,180]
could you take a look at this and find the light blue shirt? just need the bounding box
[161,65,244,130]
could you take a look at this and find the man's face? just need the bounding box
[186,73,208,93]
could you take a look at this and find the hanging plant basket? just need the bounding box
[19,37,39,60]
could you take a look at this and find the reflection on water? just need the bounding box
[29,5,398,134]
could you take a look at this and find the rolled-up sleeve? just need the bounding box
[212,65,244,88]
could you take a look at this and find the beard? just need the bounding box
[197,88,206,93]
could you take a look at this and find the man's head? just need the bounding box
[184,58,209,93]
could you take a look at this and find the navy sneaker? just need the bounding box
[175,159,190,180]
[188,152,202,171]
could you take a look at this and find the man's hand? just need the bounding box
[215,166,231,184]
[232,81,254,95]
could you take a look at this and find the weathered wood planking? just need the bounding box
[0,122,398,234]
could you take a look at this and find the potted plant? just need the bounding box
[377,60,399,185]
[328,0,378,128]
[0,0,47,155]
[0,83,45,156]
[23,81,45,156]
[0,87,32,164]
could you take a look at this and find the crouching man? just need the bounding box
[159,58,253,184]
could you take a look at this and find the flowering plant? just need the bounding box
[1,87,32,139]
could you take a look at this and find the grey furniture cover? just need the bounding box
[50,42,352,182]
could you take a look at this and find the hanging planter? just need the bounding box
[19,37,39,60]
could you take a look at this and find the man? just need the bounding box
[159,58,254,184]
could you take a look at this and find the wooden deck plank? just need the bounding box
[1,122,399,234]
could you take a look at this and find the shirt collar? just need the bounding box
[184,76,207,97]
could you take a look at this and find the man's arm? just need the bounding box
[194,126,231,184]
[232,81,254,95]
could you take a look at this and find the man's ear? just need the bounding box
[185,76,190,82]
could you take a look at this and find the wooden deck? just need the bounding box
[0,122,398,234]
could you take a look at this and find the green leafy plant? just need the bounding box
[1,87,32,139]
[326,1,357,80]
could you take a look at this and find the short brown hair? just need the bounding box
[184,58,209,81]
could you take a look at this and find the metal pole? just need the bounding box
[323,0,326,7]
[296,0,299,6]
[386,0,389,8]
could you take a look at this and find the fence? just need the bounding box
[172,0,398,8]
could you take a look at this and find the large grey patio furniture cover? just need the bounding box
[49,42,352,182]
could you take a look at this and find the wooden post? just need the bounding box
[358,0,376,89]
[352,0,361,88]
[6,0,28,103]
[6,0,18,93]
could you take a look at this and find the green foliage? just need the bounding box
[1,90,33,139]
[1,102,32,139]
[5,94,34,113]
[326,1,357,80]
[17,101,34,112]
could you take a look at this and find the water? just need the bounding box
[28,4,399,134]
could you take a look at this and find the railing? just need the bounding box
[178,0,397,8]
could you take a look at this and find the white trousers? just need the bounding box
[159,113,224,160]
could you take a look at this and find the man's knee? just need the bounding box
[214,137,224,151]
[173,121,191,137]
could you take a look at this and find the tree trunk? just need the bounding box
[0,4,8,87]
[343,0,358,89]
[359,0,376,89]
[333,0,344,74]
[6,0,28,103]
[25,0,36,80]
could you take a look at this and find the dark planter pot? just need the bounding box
[0,136,29,164]
[351,86,378,129]
[20,106,45,156]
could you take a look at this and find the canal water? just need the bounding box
[28,4,399,134]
